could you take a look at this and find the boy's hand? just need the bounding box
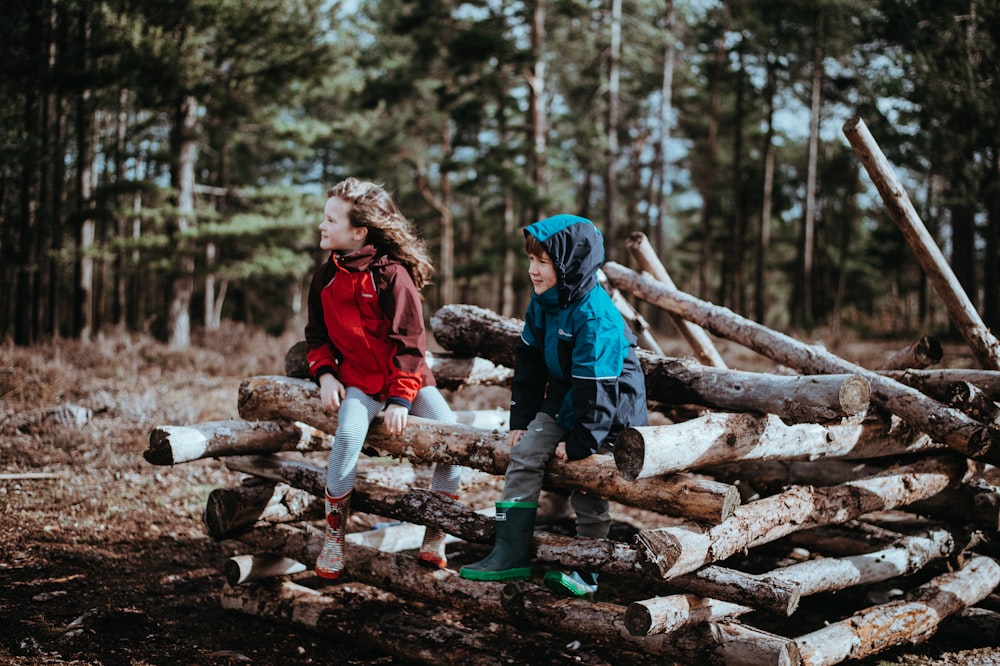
[554,442,568,461]
[384,404,408,436]
[507,429,525,447]
[319,375,346,411]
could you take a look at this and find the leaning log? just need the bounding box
[843,116,1000,371]
[236,375,740,523]
[145,419,331,465]
[602,261,999,461]
[635,455,970,579]
[625,231,728,368]
[614,413,939,480]
[793,554,1000,665]
[878,335,943,371]
[432,305,871,424]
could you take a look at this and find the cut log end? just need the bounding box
[624,601,654,636]
[144,429,175,466]
[839,375,872,416]
[613,427,646,481]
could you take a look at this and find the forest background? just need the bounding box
[2,0,999,351]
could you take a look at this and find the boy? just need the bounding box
[458,214,647,598]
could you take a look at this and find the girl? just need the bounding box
[305,177,463,579]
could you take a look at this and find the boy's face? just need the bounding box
[527,250,558,295]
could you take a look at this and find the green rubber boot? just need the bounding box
[459,501,537,582]
[543,570,599,599]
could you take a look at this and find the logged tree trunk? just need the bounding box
[284,339,514,390]
[880,368,1000,402]
[614,413,938,480]
[643,357,870,423]
[946,381,1000,426]
[707,459,891,496]
[602,261,999,461]
[878,336,943,370]
[203,478,321,538]
[501,582,801,664]
[625,231,727,368]
[766,529,955,597]
[635,455,970,579]
[432,305,870,423]
[224,554,306,585]
[221,579,625,665]
[145,419,331,465]
[625,594,756,637]
[793,554,1000,665]
[236,376,740,523]
[843,116,1000,371]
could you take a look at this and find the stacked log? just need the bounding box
[146,295,1000,664]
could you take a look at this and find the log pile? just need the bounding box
[146,291,1000,664]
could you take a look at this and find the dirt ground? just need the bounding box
[1,325,999,665]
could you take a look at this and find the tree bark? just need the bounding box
[880,368,1000,402]
[501,582,800,664]
[145,419,331,465]
[793,555,1000,665]
[601,261,999,460]
[432,304,871,423]
[235,375,740,523]
[946,381,1000,426]
[635,455,970,579]
[878,336,943,370]
[842,116,1000,371]
[614,413,938,480]
[624,593,755,637]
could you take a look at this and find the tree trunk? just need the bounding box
[433,304,872,423]
[945,381,1000,426]
[167,94,198,349]
[793,555,1000,666]
[145,419,332,465]
[601,261,999,460]
[203,478,321,538]
[614,412,937,480]
[878,336,943,370]
[235,375,740,523]
[842,116,1000,371]
[635,455,969,579]
[880,368,1000,402]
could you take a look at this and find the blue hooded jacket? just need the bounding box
[510,214,648,460]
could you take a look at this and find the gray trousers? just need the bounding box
[502,412,611,539]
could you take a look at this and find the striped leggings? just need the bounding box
[326,386,462,498]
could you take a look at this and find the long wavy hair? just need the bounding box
[327,178,435,290]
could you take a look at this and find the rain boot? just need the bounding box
[417,491,459,569]
[459,501,537,582]
[543,569,599,599]
[315,490,351,580]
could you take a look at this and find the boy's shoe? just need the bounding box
[543,570,599,599]
[459,501,538,582]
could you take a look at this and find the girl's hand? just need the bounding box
[319,375,346,411]
[507,429,525,447]
[384,404,408,436]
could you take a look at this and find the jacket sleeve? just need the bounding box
[378,265,427,409]
[304,265,339,382]
[563,315,624,460]
[509,312,549,430]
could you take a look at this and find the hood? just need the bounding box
[524,214,604,307]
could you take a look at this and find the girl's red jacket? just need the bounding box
[305,244,434,409]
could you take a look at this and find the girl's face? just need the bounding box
[527,250,558,295]
[320,196,367,253]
